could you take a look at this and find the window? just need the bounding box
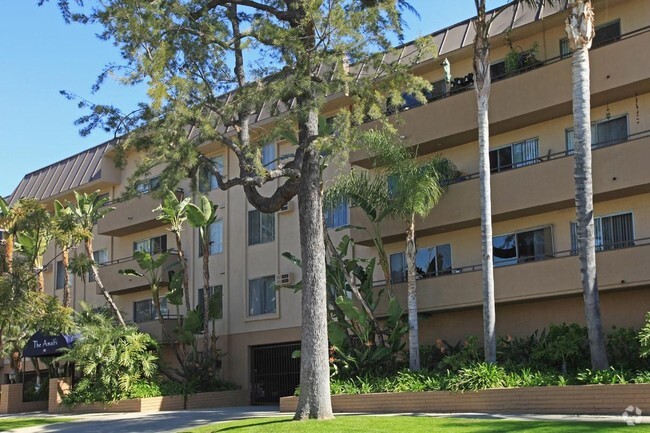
[593,20,621,48]
[566,116,628,153]
[571,212,634,254]
[199,156,224,192]
[561,20,621,59]
[55,260,68,290]
[390,252,406,284]
[262,142,277,169]
[493,227,553,267]
[390,244,452,283]
[490,60,506,81]
[198,285,223,320]
[133,297,168,323]
[387,174,399,198]
[89,249,108,282]
[248,210,275,245]
[133,235,167,254]
[249,276,276,316]
[387,92,422,115]
[324,200,348,229]
[135,176,161,194]
[559,38,571,59]
[489,138,539,173]
[425,79,448,101]
[199,220,223,256]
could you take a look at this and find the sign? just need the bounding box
[22,331,75,358]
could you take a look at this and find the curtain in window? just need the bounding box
[249,277,275,315]
[390,253,406,283]
[210,220,223,254]
[571,212,634,253]
[597,117,628,146]
[513,138,539,167]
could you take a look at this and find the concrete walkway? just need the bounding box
[4,408,648,432]
[4,406,281,433]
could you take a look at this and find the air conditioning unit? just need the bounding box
[275,273,294,286]
[278,201,294,214]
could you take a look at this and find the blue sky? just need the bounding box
[0,1,509,198]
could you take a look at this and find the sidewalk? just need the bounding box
[5,407,648,432]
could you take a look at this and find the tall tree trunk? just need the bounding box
[174,231,191,311]
[62,248,71,307]
[405,215,420,371]
[5,235,13,274]
[201,233,211,357]
[86,239,126,327]
[293,110,333,421]
[474,2,497,363]
[37,269,45,292]
[567,0,609,370]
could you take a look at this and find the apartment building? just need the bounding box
[4,0,650,404]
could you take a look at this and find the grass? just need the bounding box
[0,417,72,431]
[180,415,650,433]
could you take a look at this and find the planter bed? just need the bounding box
[49,379,249,414]
[280,384,650,415]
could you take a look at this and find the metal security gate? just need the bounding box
[250,342,300,405]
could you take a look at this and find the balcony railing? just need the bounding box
[97,251,181,294]
[97,188,183,237]
[383,25,650,118]
[380,236,650,288]
[442,129,650,186]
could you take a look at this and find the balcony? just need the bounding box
[137,318,181,344]
[97,189,183,237]
[375,239,650,315]
[351,26,650,166]
[97,253,181,295]
[351,131,650,245]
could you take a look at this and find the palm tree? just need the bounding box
[332,129,455,371]
[565,0,608,370]
[153,189,192,310]
[0,197,16,274]
[325,171,394,291]
[5,198,51,292]
[70,191,126,327]
[53,200,82,307]
[472,0,498,364]
[472,0,558,364]
[185,194,218,355]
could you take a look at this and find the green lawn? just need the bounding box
[180,415,650,433]
[0,417,72,431]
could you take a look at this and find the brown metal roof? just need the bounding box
[8,142,111,204]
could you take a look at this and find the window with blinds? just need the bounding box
[565,116,628,154]
[489,138,539,173]
[571,212,634,254]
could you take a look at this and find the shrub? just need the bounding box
[446,363,507,392]
[436,336,482,372]
[638,313,650,359]
[607,326,645,370]
[576,367,633,385]
[532,323,589,374]
[497,330,546,370]
[58,306,159,404]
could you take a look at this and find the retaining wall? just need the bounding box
[280,384,650,415]
[48,378,249,414]
[0,383,48,414]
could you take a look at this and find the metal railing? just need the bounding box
[377,236,650,288]
[383,25,650,117]
[443,129,650,186]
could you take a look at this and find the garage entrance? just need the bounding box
[250,342,300,405]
